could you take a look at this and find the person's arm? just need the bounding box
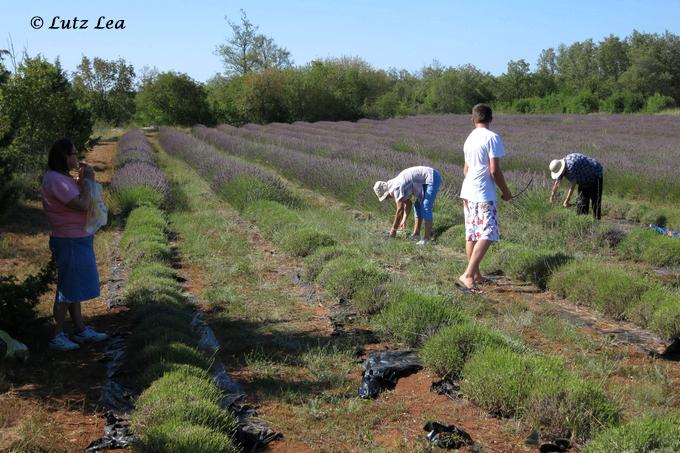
[390,199,407,237]
[550,179,560,203]
[563,182,576,208]
[399,199,412,229]
[489,158,512,201]
[65,165,94,211]
[463,161,468,177]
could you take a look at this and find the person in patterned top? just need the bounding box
[549,153,603,219]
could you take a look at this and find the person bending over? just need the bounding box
[549,153,603,220]
[373,166,442,245]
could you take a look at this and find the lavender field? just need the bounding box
[148,112,680,452]
[218,114,680,204]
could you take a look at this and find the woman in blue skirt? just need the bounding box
[41,139,108,351]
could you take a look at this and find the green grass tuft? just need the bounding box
[279,226,336,257]
[317,256,389,313]
[375,292,468,346]
[548,259,651,319]
[582,416,680,453]
[617,228,680,267]
[420,322,510,378]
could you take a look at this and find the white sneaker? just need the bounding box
[49,332,80,351]
[416,238,430,246]
[72,326,109,344]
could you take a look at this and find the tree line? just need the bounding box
[1,17,679,207]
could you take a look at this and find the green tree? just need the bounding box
[72,56,136,125]
[556,39,600,92]
[135,72,212,126]
[216,9,292,76]
[496,59,533,101]
[620,31,680,102]
[424,64,494,113]
[0,55,91,208]
[1,56,92,171]
[596,34,629,80]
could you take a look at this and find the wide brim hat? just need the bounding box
[373,181,390,201]
[549,159,566,179]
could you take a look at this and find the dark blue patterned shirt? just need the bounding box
[563,153,603,186]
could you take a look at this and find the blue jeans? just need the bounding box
[413,171,441,222]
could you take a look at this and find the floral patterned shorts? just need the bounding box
[464,200,500,242]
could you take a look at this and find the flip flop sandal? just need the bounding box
[455,281,483,294]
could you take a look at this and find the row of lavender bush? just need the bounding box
[110,130,169,214]
[109,145,238,451]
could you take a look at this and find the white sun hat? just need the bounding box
[373,181,390,201]
[549,159,566,180]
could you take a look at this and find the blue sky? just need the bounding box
[2,0,678,82]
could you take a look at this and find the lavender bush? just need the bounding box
[111,130,169,212]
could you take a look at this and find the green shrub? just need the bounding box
[115,185,165,215]
[131,301,193,323]
[279,226,336,257]
[375,292,468,346]
[618,228,680,267]
[127,262,178,283]
[548,260,651,319]
[136,421,237,453]
[648,290,680,340]
[583,416,680,453]
[460,347,564,417]
[486,243,571,289]
[0,261,55,335]
[134,342,210,382]
[220,175,293,211]
[524,377,620,442]
[124,240,173,266]
[132,398,236,439]
[420,322,508,378]
[645,93,676,113]
[317,256,389,313]
[128,326,196,352]
[125,206,168,231]
[137,367,222,405]
[242,200,301,236]
[303,245,355,281]
[124,278,185,306]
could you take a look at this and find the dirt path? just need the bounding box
[0,141,126,452]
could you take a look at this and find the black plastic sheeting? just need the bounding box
[86,335,137,451]
[539,438,571,452]
[358,350,422,399]
[424,421,476,450]
[430,379,463,399]
[84,412,134,452]
[191,311,283,449]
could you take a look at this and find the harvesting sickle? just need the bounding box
[510,177,533,200]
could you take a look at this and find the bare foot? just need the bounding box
[458,275,476,289]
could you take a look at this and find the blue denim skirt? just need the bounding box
[49,235,100,303]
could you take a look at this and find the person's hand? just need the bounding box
[501,191,512,202]
[549,195,555,204]
[388,228,397,238]
[562,201,571,209]
[80,163,95,180]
